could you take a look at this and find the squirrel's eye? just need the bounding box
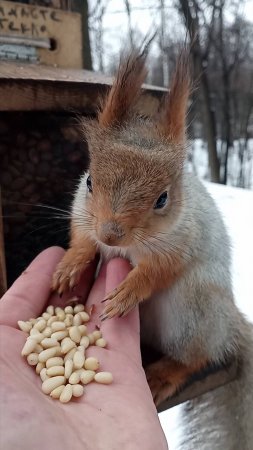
[154,191,168,209]
[86,175,92,193]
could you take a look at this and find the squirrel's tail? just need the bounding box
[178,317,253,450]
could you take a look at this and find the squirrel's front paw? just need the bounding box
[100,282,141,320]
[52,251,92,295]
[52,261,82,295]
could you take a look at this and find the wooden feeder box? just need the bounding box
[0,0,82,68]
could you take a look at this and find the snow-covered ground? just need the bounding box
[159,181,253,448]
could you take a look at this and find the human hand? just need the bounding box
[0,247,168,450]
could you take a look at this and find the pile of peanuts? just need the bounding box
[18,303,113,403]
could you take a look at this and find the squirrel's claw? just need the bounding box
[100,283,140,320]
[52,259,86,295]
[52,268,75,295]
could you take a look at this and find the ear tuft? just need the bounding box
[158,49,192,143]
[98,49,148,127]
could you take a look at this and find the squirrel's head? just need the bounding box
[76,48,191,249]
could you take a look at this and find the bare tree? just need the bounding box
[205,4,253,186]
[158,0,169,86]
[212,1,247,184]
[124,0,134,50]
[178,0,221,183]
[89,0,108,72]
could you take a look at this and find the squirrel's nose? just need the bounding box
[98,221,125,246]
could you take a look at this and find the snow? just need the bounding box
[159,181,253,448]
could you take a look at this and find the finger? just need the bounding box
[48,257,99,309]
[102,259,140,357]
[0,247,65,327]
[87,258,141,361]
[85,262,108,319]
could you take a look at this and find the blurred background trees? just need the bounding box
[87,0,253,188]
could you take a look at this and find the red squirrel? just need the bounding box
[52,48,253,448]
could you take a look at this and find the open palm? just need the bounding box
[0,247,167,450]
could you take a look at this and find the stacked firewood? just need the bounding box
[0,113,89,285]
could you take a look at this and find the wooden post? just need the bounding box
[71,0,93,70]
[0,188,7,297]
[157,359,238,412]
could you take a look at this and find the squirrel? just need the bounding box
[52,47,253,449]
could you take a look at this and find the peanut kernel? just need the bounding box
[73,351,85,370]
[60,384,73,403]
[46,357,64,369]
[72,384,84,397]
[94,372,113,384]
[80,370,95,385]
[50,385,65,399]
[95,338,107,348]
[74,304,85,313]
[27,353,39,365]
[47,366,65,377]
[84,357,99,371]
[18,321,32,333]
[69,372,80,384]
[42,376,66,394]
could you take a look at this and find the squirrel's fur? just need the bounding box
[52,48,253,449]
[98,49,148,127]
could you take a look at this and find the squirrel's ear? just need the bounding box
[157,50,191,143]
[98,50,148,127]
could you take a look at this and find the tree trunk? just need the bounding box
[222,69,232,184]
[124,0,134,50]
[218,4,233,185]
[178,0,221,183]
[200,64,221,183]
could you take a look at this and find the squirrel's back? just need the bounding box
[146,172,253,450]
[177,178,253,448]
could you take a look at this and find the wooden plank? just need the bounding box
[0,60,112,83]
[0,61,166,88]
[0,81,162,113]
[0,0,82,68]
[157,359,238,412]
[0,62,165,113]
[0,188,7,297]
